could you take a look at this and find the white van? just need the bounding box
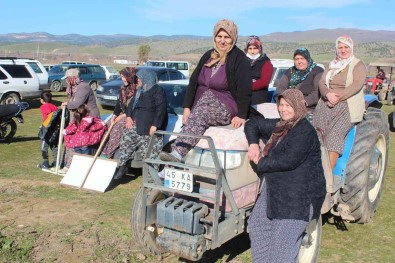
[0,60,40,104]
[146,60,190,78]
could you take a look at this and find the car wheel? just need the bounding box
[1,93,20,104]
[90,81,97,91]
[50,81,62,92]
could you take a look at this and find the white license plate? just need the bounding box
[102,95,118,100]
[164,168,193,192]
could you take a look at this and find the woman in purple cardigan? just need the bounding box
[159,19,252,162]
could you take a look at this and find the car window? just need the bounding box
[78,66,89,74]
[0,65,32,78]
[0,68,7,80]
[169,71,183,80]
[105,66,118,73]
[158,72,169,81]
[90,66,101,73]
[26,62,43,73]
[162,83,187,115]
[275,68,288,83]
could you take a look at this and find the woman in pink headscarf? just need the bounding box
[312,36,367,170]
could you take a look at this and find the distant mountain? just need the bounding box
[1,28,394,46]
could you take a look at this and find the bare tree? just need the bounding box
[138,45,151,64]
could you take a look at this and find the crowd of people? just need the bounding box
[36,18,368,263]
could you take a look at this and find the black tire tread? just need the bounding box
[341,107,389,223]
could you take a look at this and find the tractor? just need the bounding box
[130,96,388,262]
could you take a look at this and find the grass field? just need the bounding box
[0,92,394,262]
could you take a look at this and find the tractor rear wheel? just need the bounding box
[340,107,389,223]
[131,187,167,256]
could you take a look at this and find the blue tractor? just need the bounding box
[130,95,388,262]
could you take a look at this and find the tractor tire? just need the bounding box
[0,119,17,143]
[298,216,322,263]
[340,107,389,223]
[131,187,167,256]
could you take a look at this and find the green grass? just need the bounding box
[0,93,394,262]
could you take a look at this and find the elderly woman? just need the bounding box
[245,89,326,263]
[276,48,323,112]
[313,36,367,170]
[159,19,251,162]
[113,69,167,180]
[101,67,137,159]
[244,35,273,104]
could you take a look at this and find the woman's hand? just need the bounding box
[149,126,157,136]
[114,113,126,123]
[125,117,134,129]
[231,116,246,128]
[182,108,191,125]
[326,92,340,107]
[248,144,261,164]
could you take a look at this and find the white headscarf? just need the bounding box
[327,35,355,81]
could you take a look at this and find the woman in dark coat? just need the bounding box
[113,69,167,180]
[275,48,323,113]
[244,89,326,263]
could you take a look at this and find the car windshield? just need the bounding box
[161,83,186,115]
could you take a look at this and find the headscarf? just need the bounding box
[288,48,316,87]
[245,35,266,66]
[205,19,238,68]
[65,68,80,98]
[119,67,137,112]
[131,69,158,111]
[327,35,355,81]
[262,89,307,157]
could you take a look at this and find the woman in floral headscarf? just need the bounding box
[313,36,367,170]
[101,67,137,159]
[245,89,326,263]
[159,19,252,162]
[276,48,323,113]
[244,35,274,104]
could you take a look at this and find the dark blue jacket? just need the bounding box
[244,116,326,221]
[126,84,167,135]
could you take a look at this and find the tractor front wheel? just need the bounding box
[131,187,167,256]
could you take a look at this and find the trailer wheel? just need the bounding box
[131,187,166,256]
[341,107,389,223]
[298,216,322,263]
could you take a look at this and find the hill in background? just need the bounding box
[1,28,394,69]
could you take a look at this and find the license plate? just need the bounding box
[101,95,117,100]
[164,168,193,192]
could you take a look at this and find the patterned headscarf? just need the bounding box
[119,67,137,113]
[327,35,355,81]
[262,89,307,157]
[289,48,317,87]
[205,19,238,68]
[245,35,262,53]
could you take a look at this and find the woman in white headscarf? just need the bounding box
[312,35,367,170]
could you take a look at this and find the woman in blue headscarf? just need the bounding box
[275,48,323,113]
[113,69,167,180]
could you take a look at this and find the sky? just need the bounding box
[1,0,394,37]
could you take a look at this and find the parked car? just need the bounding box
[145,60,190,78]
[101,65,120,80]
[96,66,186,107]
[48,63,106,92]
[0,59,40,104]
[0,57,48,91]
[43,64,55,72]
